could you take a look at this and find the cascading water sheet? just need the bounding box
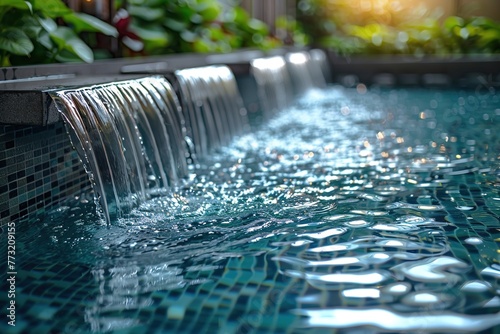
[52,65,249,224]
[286,51,327,95]
[250,56,293,116]
[174,65,249,159]
[52,76,188,224]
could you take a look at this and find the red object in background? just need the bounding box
[113,8,144,52]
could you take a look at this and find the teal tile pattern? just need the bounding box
[0,123,91,226]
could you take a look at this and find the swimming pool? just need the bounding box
[1,85,499,333]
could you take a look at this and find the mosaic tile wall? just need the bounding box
[0,123,91,227]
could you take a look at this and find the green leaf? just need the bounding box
[233,7,250,25]
[50,26,93,63]
[37,16,57,33]
[169,4,196,22]
[129,22,169,47]
[196,1,221,22]
[129,5,164,21]
[164,18,188,32]
[0,27,33,55]
[444,16,464,30]
[190,13,203,24]
[192,38,213,52]
[37,30,53,49]
[55,49,82,62]
[19,15,42,39]
[247,18,268,35]
[128,0,162,5]
[180,29,197,42]
[63,12,118,37]
[477,29,500,46]
[0,0,32,12]
[34,0,71,17]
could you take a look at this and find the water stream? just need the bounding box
[174,65,249,160]
[52,77,188,224]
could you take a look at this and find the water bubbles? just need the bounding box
[461,280,492,293]
[55,206,71,213]
[343,219,371,228]
[391,256,468,284]
[481,265,500,279]
[386,202,444,212]
[417,204,444,211]
[324,214,359,222]
[359,252,391,265]
[296,308,500,332]
[371,223,418,232]
[295,240,316,247]
[374,185,404,195]
[296,294,322,304]
[401,291,456,310]
[342,288,380,299]
[457,206,475,211]
[382,282,412,296]
[464,237,483,245]
[303,270,391,286]
[298,227,348,239]
[350,209,387,216]
[308,244,353,253]
[402,292,440,305]
[356,84,367,95]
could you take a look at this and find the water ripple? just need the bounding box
[295,308,500,332]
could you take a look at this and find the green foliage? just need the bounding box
[333,16,500,56]
[275,16,310,47]
[116,0,281,55]
[297,0,500,56]
[0,0,117,66]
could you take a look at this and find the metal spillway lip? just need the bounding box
[0,74,152,126]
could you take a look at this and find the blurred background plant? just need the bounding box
[1,0,499,66]
[114,0,281,56]
[0,0,118,66]
[296,0,500,56]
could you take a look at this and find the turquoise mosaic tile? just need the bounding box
[0,123,91,226]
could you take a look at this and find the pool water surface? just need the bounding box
[1,85,500,333]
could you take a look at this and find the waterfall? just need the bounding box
[52,65,249,224]
[286,51,327,95]
[250,56,293,117]
[52,76,188,223]
[50,54,325,224]
[249,50,329,118]
[174,65,249,159]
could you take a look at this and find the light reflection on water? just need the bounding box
[2,86,500,333]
